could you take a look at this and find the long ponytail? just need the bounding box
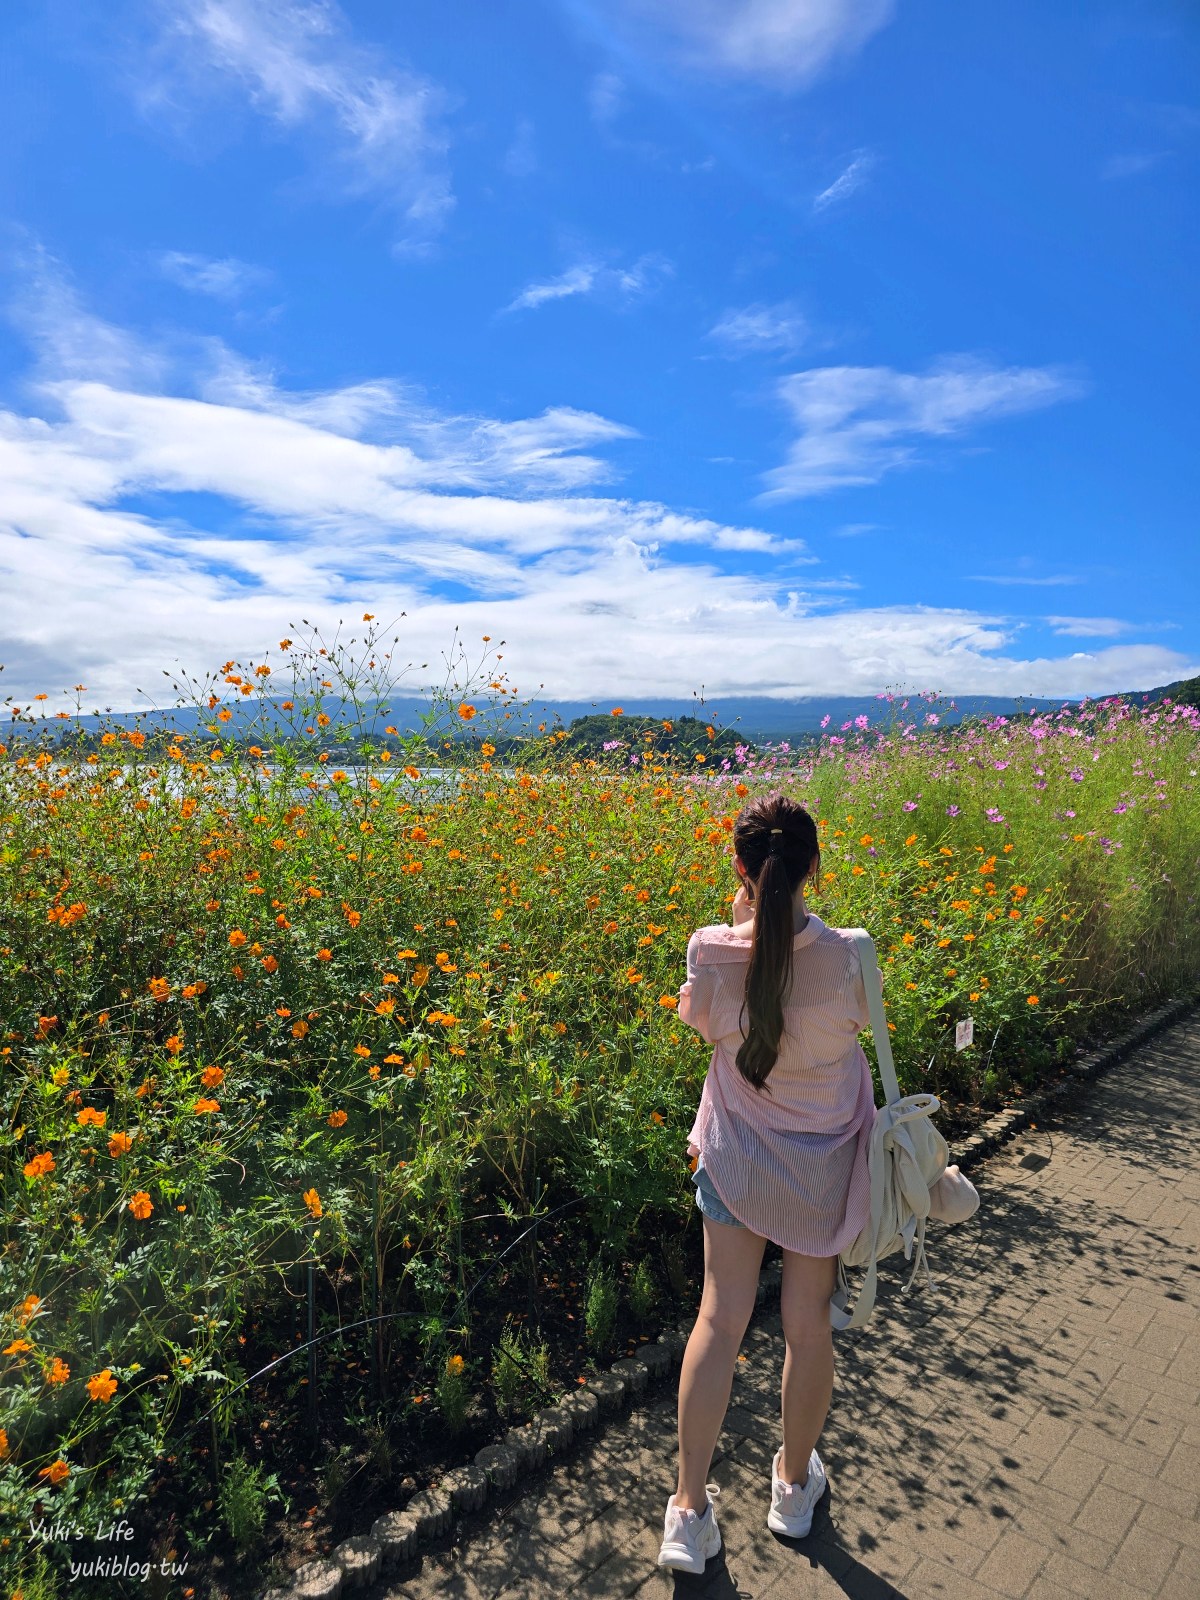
[733,795,819,1093]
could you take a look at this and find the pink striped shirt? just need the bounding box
[680,910,877,1256]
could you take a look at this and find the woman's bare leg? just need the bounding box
[778,1250,836,1486]
[674,1214,767,1511]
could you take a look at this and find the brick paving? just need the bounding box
[368,1020,1199,1599]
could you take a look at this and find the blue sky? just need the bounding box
[1,0,1197,709]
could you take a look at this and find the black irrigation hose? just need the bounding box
[182,1195,590,1440]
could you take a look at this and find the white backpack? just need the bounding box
[829,930,980,1331]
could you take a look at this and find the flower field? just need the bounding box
[2,624,1198,1589]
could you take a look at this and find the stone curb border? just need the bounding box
[258,988,1199,1600]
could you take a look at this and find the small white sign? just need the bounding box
[955,1016,975,1053]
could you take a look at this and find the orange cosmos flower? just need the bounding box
[76,1107,106,1128]
[164,1035,183,1055]
[24,1152,55,1180]
[4,1339,33,1356]
[353,1043,371,1058]
[375,999,395,1015]
[1026,995,1040,1006]
[193,1098,220,1115]
[39,1459,70,1485]
[261,954,279,974]
[45,1356,70,1386]
[200,1065,225,1088]
[17,1295,42,1325]
[327,1110,348,1128]
[291,1020,309,1039]
[34,1016,58,1040]
[108,1132,133,1158]
[456,704,477,720]
[128,1191,154,1220]
[658,996,678,1009]
[148,976,170,1002]
[229,929,247,948]
[303,1188,322,1219]
[86,1369,117,1403]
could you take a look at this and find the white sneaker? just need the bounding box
[767,1446,827,1537]
[656,1484,722,1573]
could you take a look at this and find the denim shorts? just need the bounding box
[691,1152,746,1229]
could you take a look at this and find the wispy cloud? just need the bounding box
[158,251,272,299]
[589,71,624,125]
[706,300,807,356]
[142,0,454,252]
[813,152,873,211]
[502,117,537,178]
[967,575,1085,588]
[501,254,673,315]
[1045,616,1133,636]
[1100,152,1167,180]
[760,357,1088,501]
[612,0,896,88]
[9,241,169,389]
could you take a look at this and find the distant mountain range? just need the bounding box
[21,676,1199,747]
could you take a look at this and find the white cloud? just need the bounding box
[3,269,1190,708]
[1045,616,1133,636]
[144,0,454,250]
[813,152,873,211]
[158,251,272,299]
[761,357,1087,501]
[501,254,673,315]
[617,0,895,87]
[707,300,807,355]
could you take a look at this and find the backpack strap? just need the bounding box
[842,929,901,1107]
[830,930,919,1331]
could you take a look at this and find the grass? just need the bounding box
[2,620,1197,1589]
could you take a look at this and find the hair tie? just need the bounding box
[770,828,782,834]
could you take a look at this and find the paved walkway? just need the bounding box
[373,1020,1200,1599]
